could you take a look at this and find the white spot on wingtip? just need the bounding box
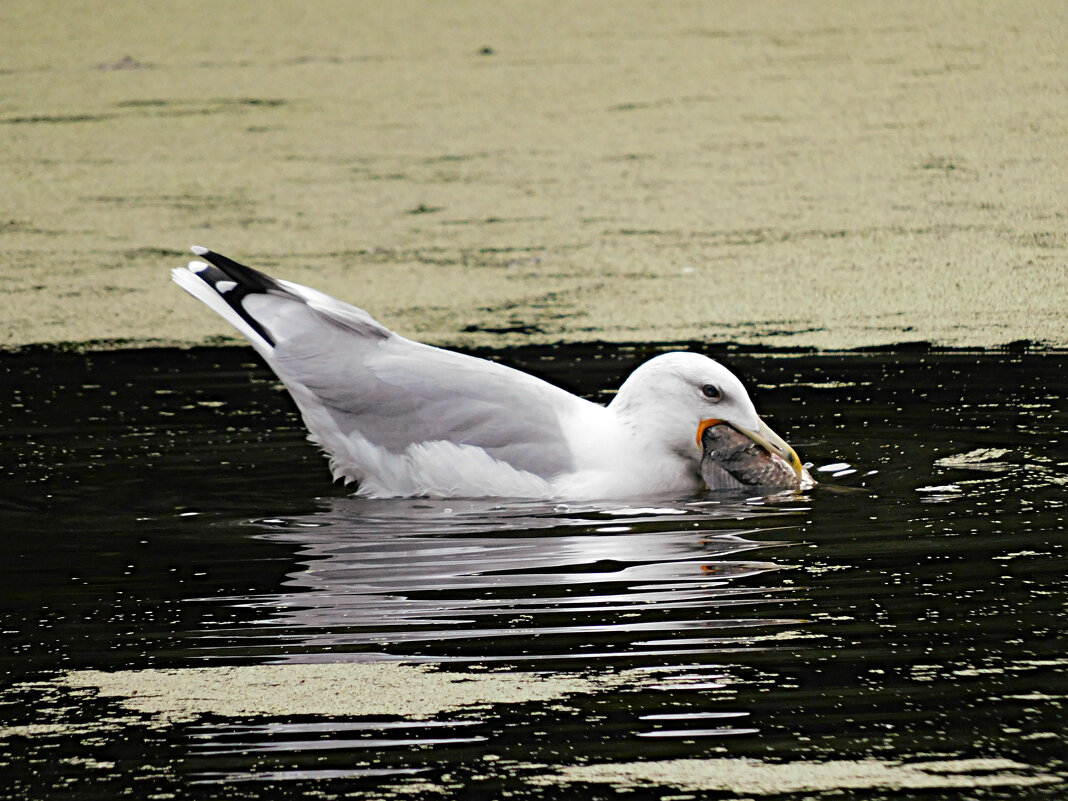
[190,245,210,256]
[216,280,238,293]
[189,260,210,273]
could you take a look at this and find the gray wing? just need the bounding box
[271,323,581,478]
[176,249,584,478]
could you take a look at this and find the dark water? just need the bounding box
[0,344,1065,799]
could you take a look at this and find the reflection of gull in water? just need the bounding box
[202,498,805,664]
[173,248,809,499]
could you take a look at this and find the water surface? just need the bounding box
[0,344,1065,798]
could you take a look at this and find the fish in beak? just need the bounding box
[698,418,814,491]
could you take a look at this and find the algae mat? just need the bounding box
[537,758,1059,794]
[57,663,622,723]
[11,667,1061,794]
[2,1,1066,349]
[10,666,1060,793]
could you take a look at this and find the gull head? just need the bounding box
[611,352,807,489]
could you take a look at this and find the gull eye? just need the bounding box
[701,383,722,401]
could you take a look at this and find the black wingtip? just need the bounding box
[188,248,278,347]
[190,247,279,294]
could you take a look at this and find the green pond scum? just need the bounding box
[1,1,1066,351]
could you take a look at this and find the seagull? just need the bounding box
[172,247,810,499]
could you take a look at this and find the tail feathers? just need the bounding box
[173,246,394,352]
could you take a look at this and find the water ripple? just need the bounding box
[191,496,804,665]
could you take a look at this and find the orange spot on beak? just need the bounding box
[696,418,723,447]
